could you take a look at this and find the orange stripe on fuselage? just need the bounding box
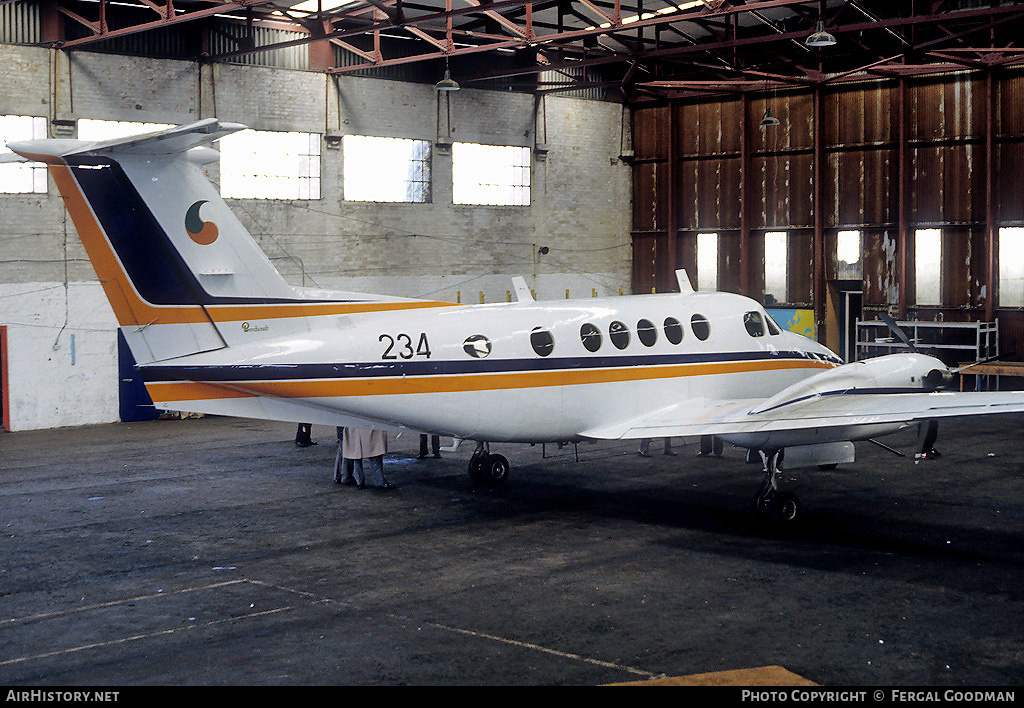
[30,155,452,327]
[144,358,833,404]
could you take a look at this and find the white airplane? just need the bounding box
[8,119,1024,522]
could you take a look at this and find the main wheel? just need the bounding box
[772,491,800,523]
[482,454,509,485]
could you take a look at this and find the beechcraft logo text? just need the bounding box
[185,200,220,245]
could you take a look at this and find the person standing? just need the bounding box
[638,438,677,457]
[334,426,360,486]
[343,427,394,490]
[418,434,441,459]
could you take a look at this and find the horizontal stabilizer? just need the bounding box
[6,119,247,160]
[85,119,248,156]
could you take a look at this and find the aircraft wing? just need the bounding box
[582,390,1024,446]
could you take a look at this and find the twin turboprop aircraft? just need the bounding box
[8,119,1024,522]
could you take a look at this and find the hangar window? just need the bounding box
[764,231,788,305]
[837,230,862,279]
[915,228,942,305]
[452,143,530,206]
[637,319,658,347]
[0,115,48,194]
[697,232,719,291]
[530,327,555,357]
[999,227,1024,307]
[580,323,602,352]
[219,129,321,200]
[691,314,711,341]
[743,311,766,337]
[343,135,431,203]
[664,317,684,345]
[609,321,630,350]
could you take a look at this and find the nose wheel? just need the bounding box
[753,450,801,523]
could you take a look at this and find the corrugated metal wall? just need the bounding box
[630,69,1024,360]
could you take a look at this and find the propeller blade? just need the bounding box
[879,313,918,353]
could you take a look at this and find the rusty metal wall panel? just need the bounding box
[997,142,1024,223]
[910,74,983,142]
[826,149,897,227]
[862,229,901,308]
[789,231,813,305]
[631,233,660,294]
[718,233,742,294]
[912,144,984,224]
[824,82,897,146]
[998,72,1024,137]
[677,98,742,156]
[678,157,742,230]
[633,106,669,161]
[752,153,813,229]
[632,162,663,232]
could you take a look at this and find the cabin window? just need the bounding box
[743,311,766,337]
[691,314,711,341]
[637,319,658,347]
[609,321,630,350]
[530,327,555,357]
[580,323,602,352]
[664,317,684,345]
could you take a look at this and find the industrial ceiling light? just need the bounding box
[805,20,837,48]
[760,108,780,128]
[435,60,460,91]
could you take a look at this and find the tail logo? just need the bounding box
[185,200,220,245]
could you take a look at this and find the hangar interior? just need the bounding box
[3,0,1024,430]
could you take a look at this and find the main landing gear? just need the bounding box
[752,449,800,523]
[468,442,509,486]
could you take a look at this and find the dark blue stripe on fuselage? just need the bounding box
[140,349,839,384]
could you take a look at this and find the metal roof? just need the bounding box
[24,0,1024,102]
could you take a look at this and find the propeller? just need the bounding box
[879,312,918,353]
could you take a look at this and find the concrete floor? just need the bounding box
[1,413,1023,686]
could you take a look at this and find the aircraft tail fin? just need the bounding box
[7,119,432,365]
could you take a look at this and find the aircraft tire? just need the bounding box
[483,454,509,485]
[773,491,800,523]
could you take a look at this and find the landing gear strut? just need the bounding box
[753,449,800,523]
[468,442,509,486]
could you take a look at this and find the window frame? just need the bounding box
[452,142,531,206]
[218,128,322,200]
[342,134,432,204]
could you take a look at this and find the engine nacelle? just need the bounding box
[750,353,951,416]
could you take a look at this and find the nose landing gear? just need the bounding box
[753,449,801,523]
